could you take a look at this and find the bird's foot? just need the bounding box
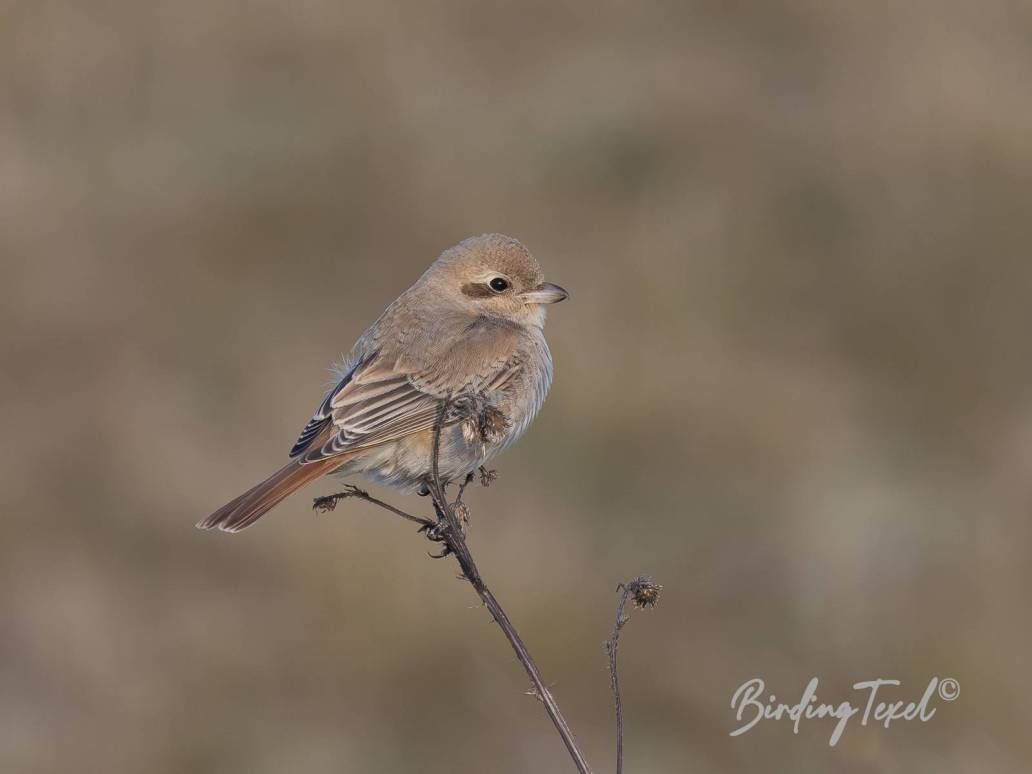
[419,519,453,558]
[420,519,448,542]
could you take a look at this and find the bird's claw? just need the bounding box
[419,519,450,543]
[422,521,452,558]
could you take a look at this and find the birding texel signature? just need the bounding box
[729,676,960,746]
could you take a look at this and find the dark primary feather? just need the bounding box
[289,355,367,457]
[289,415,332,458]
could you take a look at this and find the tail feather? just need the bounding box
[198,458,341,533]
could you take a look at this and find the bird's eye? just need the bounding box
[489,277,510,293]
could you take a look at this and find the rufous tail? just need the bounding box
[197,458,341,533]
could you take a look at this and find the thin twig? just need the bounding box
[606,576,663,774]
[313,485,434,529]
[609,588,630,774]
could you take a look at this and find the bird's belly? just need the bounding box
[339,421,493,492]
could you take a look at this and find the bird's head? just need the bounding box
[424,233,568,328]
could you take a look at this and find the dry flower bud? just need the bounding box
[626,577,662,609]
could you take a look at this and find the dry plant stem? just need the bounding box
[606,577,662,774]
[313,486,434,529]
[426,402,594,774]
[608,586,633,774]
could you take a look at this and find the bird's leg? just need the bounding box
[455,471,476,504]
[417,475,456,557]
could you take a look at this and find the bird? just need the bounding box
[198,234,568,533]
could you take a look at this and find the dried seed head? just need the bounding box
[626,577,662,609]
[478,405,511,443]
[453,501,471,534]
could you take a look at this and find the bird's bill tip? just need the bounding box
[520,282,568,304]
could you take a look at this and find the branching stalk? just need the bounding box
[606,576,662,774]
[315,400,660,774]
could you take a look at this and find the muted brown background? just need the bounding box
[3,1,1032,772]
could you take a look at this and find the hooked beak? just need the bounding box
[520,281,569,305]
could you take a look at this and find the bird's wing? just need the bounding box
[290,323,524,463]
[288,357,364,458]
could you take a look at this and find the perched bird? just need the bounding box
[198,234,568,532]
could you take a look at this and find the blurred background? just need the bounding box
[3,1,1032,772]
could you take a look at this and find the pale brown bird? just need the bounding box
[198,234,567,532]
